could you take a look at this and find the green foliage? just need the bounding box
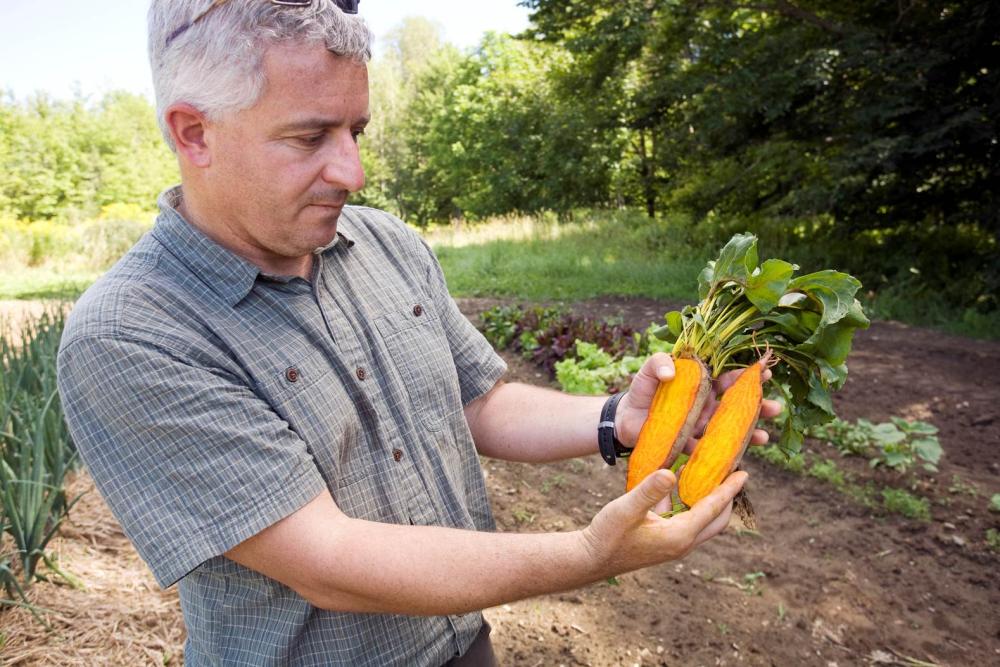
[809,417,943,473]
[807,458,846,488]
[0,309,81,597]
[380,33,617,224]
[740,571,766,596]
[753,444,933,520]
[521,0,999,314]
[480,305,527,350]
[552,338,665,395]
[478,298,674,394]
[654,233,870,455]
[751,444,806,474]
[986,529,1000,552]
[881,488,931,521]
[554,342,620,395]
[0,91,178,222]
[990,494,1000,514]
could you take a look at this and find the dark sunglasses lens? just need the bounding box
[336,0,359,14]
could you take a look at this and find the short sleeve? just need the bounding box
[413,235,507,406]
[57,335,327,588]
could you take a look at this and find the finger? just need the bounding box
[692,396,720,439]
[622,469,676,519]
[714,369,741,394]
[625,353,675,411]
[653,496,672,515]
[716,363,773,394]
[675,470,748,533]
[749,428,770,446]
[691,501,735,548]
[760,399,782,419]
[638,352,674,382]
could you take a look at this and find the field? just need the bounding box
[2,297,998,666]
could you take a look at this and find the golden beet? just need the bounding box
[678,360,763,506]
[626,357,711,492]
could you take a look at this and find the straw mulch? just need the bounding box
[0,471,186,666]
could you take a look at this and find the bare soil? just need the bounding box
[3,297,999,666]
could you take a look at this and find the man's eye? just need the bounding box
[296,134,324,147]
[352,128,366,143]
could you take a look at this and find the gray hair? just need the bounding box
[148,0,373,150]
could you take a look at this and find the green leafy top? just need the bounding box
[655,232,870,454]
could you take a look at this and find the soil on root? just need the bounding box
[2,296,998,665]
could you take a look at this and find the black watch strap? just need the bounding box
[598,392,631,466]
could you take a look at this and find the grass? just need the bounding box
[3,207,998,339]
[0,268,100,301]
[424,211,710,302]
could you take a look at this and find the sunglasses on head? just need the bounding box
[166,0,360,48]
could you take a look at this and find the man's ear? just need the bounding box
[165,103,212,168]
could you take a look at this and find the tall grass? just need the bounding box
[424,210,711,302]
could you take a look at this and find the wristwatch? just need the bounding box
[598,392,631,466]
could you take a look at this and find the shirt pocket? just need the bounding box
[373,301,462,432]
[253,346,333,405]
[252,347,364,485]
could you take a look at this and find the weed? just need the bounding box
[808,459,846,488]
[881,488,931,521]
[947,475,980,497]
[511,507,536,525]
[752,445,805,474]
[986,529,1000,551]
[845,482,879,509]
[540,474,567,494]
[989,494,1000,513]
[740,571,766,595]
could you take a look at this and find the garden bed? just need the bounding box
[2,297,998,665]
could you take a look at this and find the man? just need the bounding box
[57,1,780,665]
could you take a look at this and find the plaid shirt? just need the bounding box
[57,187,507,666]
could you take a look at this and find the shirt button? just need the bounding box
[413,304,423,317]
[392,448,403,462]
[356,367,367,381]
[285,367,299,383]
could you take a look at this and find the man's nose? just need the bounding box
[321,133,366,193]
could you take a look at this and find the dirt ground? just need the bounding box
[2,297,999,666]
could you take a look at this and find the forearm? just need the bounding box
[469,382,607,462]
[229,470,748,619]
[308,515,605,615]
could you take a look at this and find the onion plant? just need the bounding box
[0,308,81,597]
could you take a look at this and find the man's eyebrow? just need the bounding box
[275,116,371,133]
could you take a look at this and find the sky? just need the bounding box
[0,1,531,102]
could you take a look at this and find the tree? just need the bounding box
[521,0,999,305]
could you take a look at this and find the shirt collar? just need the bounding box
[151,186,356,307]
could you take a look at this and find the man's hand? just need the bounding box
[579,468,748,577]
[615,353,782,452]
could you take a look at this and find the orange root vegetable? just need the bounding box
[678,357,766,507]
[626,357,711,492]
